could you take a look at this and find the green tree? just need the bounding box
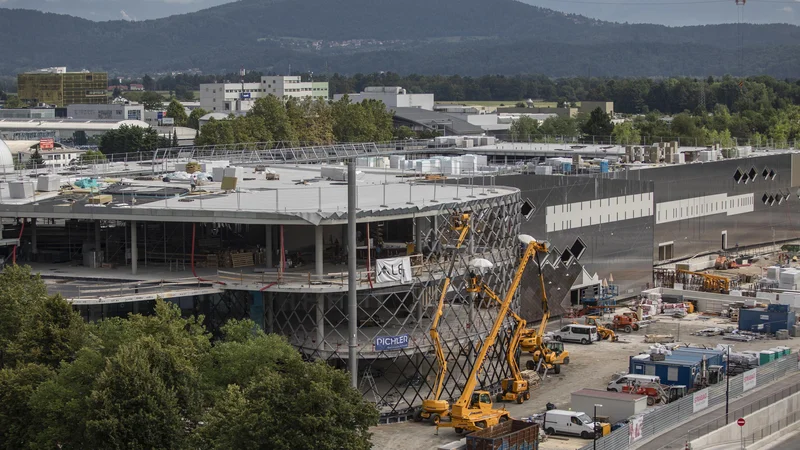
[78,150,107,164]
[393,125,416,140]
[27,149,44,169]
[581,107,614,137]
[140,91,165,111]
[142,74,155,91]
[196,118,235,146]
[248,95,297,143]
[172,129,179,147]
[166,99,188,126]
[509,116,541,142]
[539,115,579,138]
[99,125,161,154]
[111,87,122,98]
[0,363,54,450]
[194,321,378,450]
[188,107,209,130]
[611,121,641,145]
[4,95,25,109]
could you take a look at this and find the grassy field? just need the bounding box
[436,100,559,108]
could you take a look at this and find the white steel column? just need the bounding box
[316,225,325,351]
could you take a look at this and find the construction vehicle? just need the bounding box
[580,316,618,341]
[606,314,640,333]
[714,255,738,270]
[622,381,687,406]
[468,281,531,404]
[437,235,542,434]
[416,212,471,425]
[676,269,731,294]
[518,247,570,374]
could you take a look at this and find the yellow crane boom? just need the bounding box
[442,237,543,431]
[418,212,471,424]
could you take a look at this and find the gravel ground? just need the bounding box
[370,312,800,450]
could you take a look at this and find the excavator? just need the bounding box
[416,212,471,425]
[517,246,570,375]
[467,277,531,404]
[437,234,542,434]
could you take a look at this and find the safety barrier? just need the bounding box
[577,354,799,450]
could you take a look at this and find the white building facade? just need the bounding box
[200,76,329,113]
[67,104,144,121]
[333,86,434,111]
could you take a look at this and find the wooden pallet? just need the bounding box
[230,252,254,268]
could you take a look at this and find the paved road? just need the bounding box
[638,371,800,449]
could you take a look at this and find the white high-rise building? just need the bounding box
[200,76,329,113]
[333,86,434,111]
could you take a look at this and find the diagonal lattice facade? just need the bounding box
[268,192,524,421]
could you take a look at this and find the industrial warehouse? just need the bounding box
[1,136,800,449]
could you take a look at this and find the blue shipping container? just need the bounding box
[629,357,700,390]
[739,308,796,333]
[600,160,609,173]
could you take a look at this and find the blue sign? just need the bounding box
[240,92,251,99]
[375,334,409,351]
[157,112,164,119]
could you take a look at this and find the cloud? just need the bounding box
[782,6,793,12]
[120,10,135,21]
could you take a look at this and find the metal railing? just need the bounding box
[63,278,217,303]
[577,355,799,450]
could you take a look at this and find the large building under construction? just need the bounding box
[1,137,799,421]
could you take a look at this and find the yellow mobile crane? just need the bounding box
[467,279,531,404]
[518,245,570,374]
[437,235,541,434]
[416,212,471,425]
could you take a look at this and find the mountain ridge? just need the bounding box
[1,0,799,77]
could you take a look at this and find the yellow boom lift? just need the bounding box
[518,247,570,374]
[467,278,531,404]
[417,212,471,425]
[437,235,541,434]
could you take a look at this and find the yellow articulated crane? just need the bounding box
[437,234,541,434]
[467,276,531,404]
[416,212,471,425]
[519,246,570,375]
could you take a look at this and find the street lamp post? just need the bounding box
[594,403,603,450]
[726,344,731,424]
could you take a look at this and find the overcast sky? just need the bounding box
[1,0,797,26]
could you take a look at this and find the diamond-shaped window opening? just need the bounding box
[733,169,743,183]
[547,247,561,268]
[762,193,769,205]
[770,169,777,180]
[778,193,786,205]
[521,198,536,221]
[742,172,749,184]
[763,168,770,179]
[768,195,775,206]
[749,167,757,181]
[560,248,575,267]
[570,237,587,261]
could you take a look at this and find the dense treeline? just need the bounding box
[0,265,378,450]
[195,95,395,146]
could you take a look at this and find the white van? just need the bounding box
[541,410,601,439]
[607,373,661,392]
[552,324,598,345]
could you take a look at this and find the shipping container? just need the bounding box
[629,355,725,390]
[465,420,538,450]
[571,389,648,423]
[739,308,796,334]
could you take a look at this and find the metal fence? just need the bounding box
[577,355,798,450]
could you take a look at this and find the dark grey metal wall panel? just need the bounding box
[609,153,800,260]
[496,174,655,304]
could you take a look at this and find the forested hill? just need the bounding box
[1,0,800,76]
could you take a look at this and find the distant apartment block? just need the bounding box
[67,103,144,121]
[333,86,434,111]
[199,76,329,113]
[18,67,108,107]
[129,84,145,91]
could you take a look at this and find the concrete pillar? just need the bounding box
[31,218,37,256]
[131,221,138,275]
[315,225,325,351]
[265,225,273,269]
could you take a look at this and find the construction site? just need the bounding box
[3,137,800,449]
